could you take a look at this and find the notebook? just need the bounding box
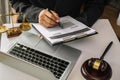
[0,32,81,80]
[33,16,97,46]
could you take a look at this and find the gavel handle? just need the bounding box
[100,41,113,60]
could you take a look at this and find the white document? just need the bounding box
[33,16,97,45]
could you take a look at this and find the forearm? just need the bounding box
[9,0,43,23]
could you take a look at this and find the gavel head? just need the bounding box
[81,58,112,80]
[87,58,108,71]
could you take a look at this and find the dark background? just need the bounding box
[109,0,120,10]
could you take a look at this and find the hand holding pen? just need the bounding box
[38,9,63,28]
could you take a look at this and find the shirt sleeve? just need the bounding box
[9,0,43,23]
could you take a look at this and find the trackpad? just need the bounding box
[55,45,81,63]
[19,32,60,54]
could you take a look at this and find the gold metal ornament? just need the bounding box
[19,13,32,31]
[0,16,8,33]
[19,22,32,31]
[7,27,22,38]
[0,0,8,33]
[0,1,32,38]
[6,2,22,38]
[93,59,101,70]
[0,25,8,33]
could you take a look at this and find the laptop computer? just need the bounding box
[0,32,81,80]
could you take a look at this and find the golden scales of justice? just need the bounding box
[0,2,32,38]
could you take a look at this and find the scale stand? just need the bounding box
[0,1,32,38]
[6,2,22,38]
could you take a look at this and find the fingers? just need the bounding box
[50,10,60,22]
[38,9,60,28]
[39,18,56,28]
[39,34,43,39]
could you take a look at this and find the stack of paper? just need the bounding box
[33,16,97,46]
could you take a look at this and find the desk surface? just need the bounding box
[0,19,120,80]
[66,19,120,80]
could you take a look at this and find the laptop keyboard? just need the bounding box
[8,43,70,79]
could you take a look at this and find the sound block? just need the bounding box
[81,58,112,80]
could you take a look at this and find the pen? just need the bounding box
[100,41,113,60]
[47,9,64,29]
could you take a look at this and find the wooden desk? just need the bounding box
[0,19,120,80]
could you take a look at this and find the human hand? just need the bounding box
[38,9,60,28]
